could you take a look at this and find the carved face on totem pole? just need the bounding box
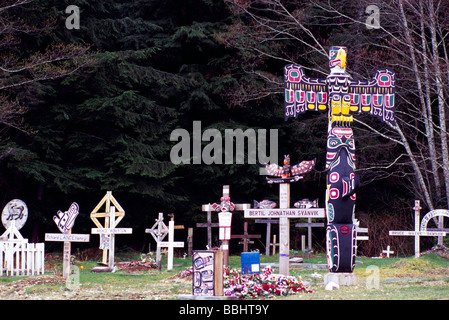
[283,45,395,273]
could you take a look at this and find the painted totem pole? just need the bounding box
[284,46,395,272]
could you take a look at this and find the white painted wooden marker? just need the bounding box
[157,218,184,270]
[91,206,132,269]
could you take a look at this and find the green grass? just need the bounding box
[1,250,449,300]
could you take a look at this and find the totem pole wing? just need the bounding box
[348,69,396,124]
[265,163,283,177]
[291,158,316,176]
[284,64,328,121]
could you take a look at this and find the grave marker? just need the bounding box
[145,212,169,269]
[45,202,90,278]
[270,234,279,255]
[202,185,250,267]
[1,200,45,276]
[90,191,127,265]
[255,218,279,256]
[244,203,325,275]
[196,209,219,249]
[382,245,394,258]
[295,218,325,251]
[389,200,446,258]
[91,205,132,270]
[157,215,184,270]
[231,221,261,252]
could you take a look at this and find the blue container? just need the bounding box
[241,252,260,274]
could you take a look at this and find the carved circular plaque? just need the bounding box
[1,199,28,230]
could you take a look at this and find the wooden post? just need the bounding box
[231,222,261,252]
[187,228,193,256]
[271,234,279,255]
[91,206,132,270]
[255,218,279,256]
[145,212,168,269]
[158,219,184,270]
[279,183,290,275]
[301,234,306,252]
[295,218,325,251]
[197,210,219,249]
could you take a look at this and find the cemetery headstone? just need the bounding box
[231,221,261,252]
[45,202,90,278]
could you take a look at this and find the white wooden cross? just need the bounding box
[91,206,132,270]
[157,215,184,270]
[202,185,250,267]
[45,202,90,278]
[145,212,169,269]
[382,245,394,258]
[389,200,446,258]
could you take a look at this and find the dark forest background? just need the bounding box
[1,0,448,257]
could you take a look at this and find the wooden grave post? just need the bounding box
[196,209,219,249]
[389,200,447,258]
[91,205,132,270]
[45,202,90,278]
[295,218,325,251]
[202,185,250,267]
[231,221,261,252]
[187,228,193,256]
[157,215,184,270]
[145,212,168,269]
[382,245,394,258]
[244,203,325,275]
[255,218,279,256]
[270,234,279,255]
[90,191,127,265]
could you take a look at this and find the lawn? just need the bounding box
[1,249,449,300]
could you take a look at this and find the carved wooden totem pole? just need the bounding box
[284,46,395,272]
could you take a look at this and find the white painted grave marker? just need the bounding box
[157,216,184,270]
[91,206,132,270]
[145,212,169,269]
[202,185,250,267]
[382,245,394,258]
[389,200,446,258]
[1,199,45,276]
[45,202,90,278]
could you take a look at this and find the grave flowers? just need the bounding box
[223,266,312,299]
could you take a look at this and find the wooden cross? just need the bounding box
[255,218,279,256]
[145,212,168,269]
[231,222,261,252]
[91,206,132,269]
[389,200,446,258]
[157,215,184,270]
[202,185,250,267]
[45,202,90,278]
[382,245,394,258]
[90,191,127,265]
[295,218,325,251]
[196,209,219,249]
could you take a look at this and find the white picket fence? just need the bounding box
[0,242,45,276]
